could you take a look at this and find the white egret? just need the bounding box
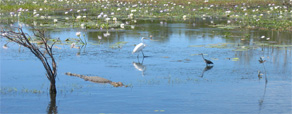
[132,37,147,57]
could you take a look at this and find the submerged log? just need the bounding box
[65,72,125,87]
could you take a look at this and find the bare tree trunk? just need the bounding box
[50,80,57,94]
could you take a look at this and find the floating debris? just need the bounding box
[162,56,170,58]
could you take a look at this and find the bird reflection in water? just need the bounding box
[200,65,213,78]
[132,57,146,76]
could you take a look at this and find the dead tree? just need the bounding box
[1,27,57,94]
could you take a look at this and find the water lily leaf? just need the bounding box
[206,43,229,48]
[88,42,101,45]
[189,45,204,47]
[232,47,249,51]
[215,24,241,29]
[231,58,239,61]
[272,45,292,47]
[110,41,128,49]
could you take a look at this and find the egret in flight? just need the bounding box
[200,53,213,66]
[132,37,147,58]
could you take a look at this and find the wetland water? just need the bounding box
[1,21,291,113]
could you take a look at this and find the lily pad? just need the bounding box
[110,41,128,49]
[232,48,249,51]
[231,58,240,61]
[272,45,292,48]
[214,24,241,29]
[188,45,204,47]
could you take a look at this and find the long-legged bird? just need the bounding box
[133,37,147,58]
[200,53,213,66]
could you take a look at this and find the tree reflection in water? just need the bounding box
[47,93,57,114]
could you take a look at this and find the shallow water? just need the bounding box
[1,21,291,113]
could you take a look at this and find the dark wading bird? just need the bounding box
[200,53,214,66]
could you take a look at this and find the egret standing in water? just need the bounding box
[132,37,147,58]
[200,53,213,66]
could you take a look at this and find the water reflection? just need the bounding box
[258,57,269,114]
[46,93,57,114]
[132,58,146,76]
[71,44,86,56]
[200,66,213,78]
[258,80,268,114]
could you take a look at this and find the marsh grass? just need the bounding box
[0,87,44,94]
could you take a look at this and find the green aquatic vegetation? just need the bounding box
[138,79,161,85]
[231,58,240,61]
[154,110,165,112]
[190,53,203,56]
[188,45,205,47]
[186,76,199,82]
[233,45,260,51]
[206,43,234,49]
[1,0,291,31]
[195,43,259,52]
[63,37,86,46]
[271,45,292,48]
[254,41,292,48]
[0,87,44,94]
[189,42,263,52]
[110,41,128,49]
[232,47,250,51]
[215,24,241,30]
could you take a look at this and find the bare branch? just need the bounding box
[0,27,58,94]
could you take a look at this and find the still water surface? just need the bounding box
[1,21,291,113]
